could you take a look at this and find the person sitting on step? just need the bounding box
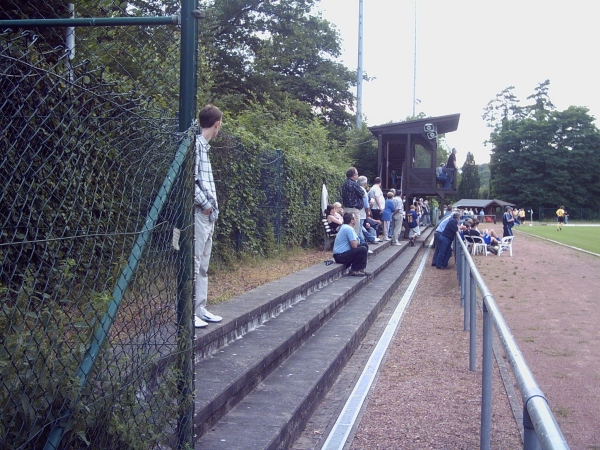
[332,212,370,277]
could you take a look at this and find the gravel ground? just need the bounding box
[349,230,599,449]
[349,245,522,450]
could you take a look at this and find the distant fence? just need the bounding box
[454,236,570,449]
[538,207,600,222]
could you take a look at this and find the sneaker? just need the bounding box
[349,270,368,277]
[367,249,374,254]
[383,237,391,241]
[391,242,401,246]
[194,315,208,328]
[200,308,223,323]
[373,238,383,243]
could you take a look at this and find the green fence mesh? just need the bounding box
[1,2,196,448]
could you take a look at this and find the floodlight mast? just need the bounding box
[412,0,417,117]
[356,0,363,128]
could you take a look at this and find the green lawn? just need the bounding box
[515,224,600,254]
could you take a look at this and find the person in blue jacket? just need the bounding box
[436,212,460,269]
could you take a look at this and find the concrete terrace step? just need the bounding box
[193,227,433,448]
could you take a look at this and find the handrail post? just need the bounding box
[523,393,544,450]
[480,298,492,450]
[469,275,477,371]
[463,258,470,331]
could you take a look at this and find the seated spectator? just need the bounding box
[332,213,370,277]
[364,209,382,237]
[381,191,395,241]
[362,220,381,243]
[325,204,343,234]
[469,221,500,246]
[461,219,473,242]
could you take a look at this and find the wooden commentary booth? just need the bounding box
[368,113,460,201]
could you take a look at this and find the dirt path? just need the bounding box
[350,231,599,449]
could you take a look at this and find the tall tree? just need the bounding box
[487,81,600,210]
[458,152,480,199]
[199,0,356,135]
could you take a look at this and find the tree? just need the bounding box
[199,0,356,136]
[458,152,480,199]
[487,81,600,209]
[478,163,490,198]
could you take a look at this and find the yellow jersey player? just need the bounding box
[556,206,565,231]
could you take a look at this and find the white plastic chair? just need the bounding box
[497,236,514,257]
[471,236,488,256]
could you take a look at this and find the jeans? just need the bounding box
[436,234,453,268]
[333,243,369,271]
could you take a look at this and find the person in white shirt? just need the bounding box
[368,177,385,222]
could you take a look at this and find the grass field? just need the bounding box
[515,224,600,254]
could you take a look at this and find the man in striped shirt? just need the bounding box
[194,104,223,328]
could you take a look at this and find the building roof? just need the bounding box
[368,113,460,137]
[453,199,515,209]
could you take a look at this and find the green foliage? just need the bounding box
[487,81,600,209]
[199,0,356,136]
[478,163,490,198]
[345,123,378,182]
[436,135,451,166]
[209,103,350,265]
[458,152,481,199]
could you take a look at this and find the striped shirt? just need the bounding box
[194,134,219,221]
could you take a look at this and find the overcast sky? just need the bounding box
[316,0,600,166]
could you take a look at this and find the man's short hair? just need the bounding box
[373,177,381,184]
[346,167,357,178]
[199,104,223,128]
[343,212,354,224]
[357,175,367,185]
[452,212,461,220]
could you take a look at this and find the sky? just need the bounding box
[315,0,600,166]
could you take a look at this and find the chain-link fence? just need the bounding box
[1,3,347,448]
[1,2,198,448]
[538,206,600,222]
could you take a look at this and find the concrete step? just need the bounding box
[193,228,433,448]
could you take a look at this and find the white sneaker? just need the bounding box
[383,237,391,241]
[392,242,401,246]
[201,308,223,323]
[368,249,374,254]
[194,315,208,328]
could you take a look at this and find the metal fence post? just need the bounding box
[523,398,543,450]
[463,254,469,331]
[469,275,477,372]
[177,0,199,447]
[480,298,492,450]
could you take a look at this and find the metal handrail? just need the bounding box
[454,234,570,450]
